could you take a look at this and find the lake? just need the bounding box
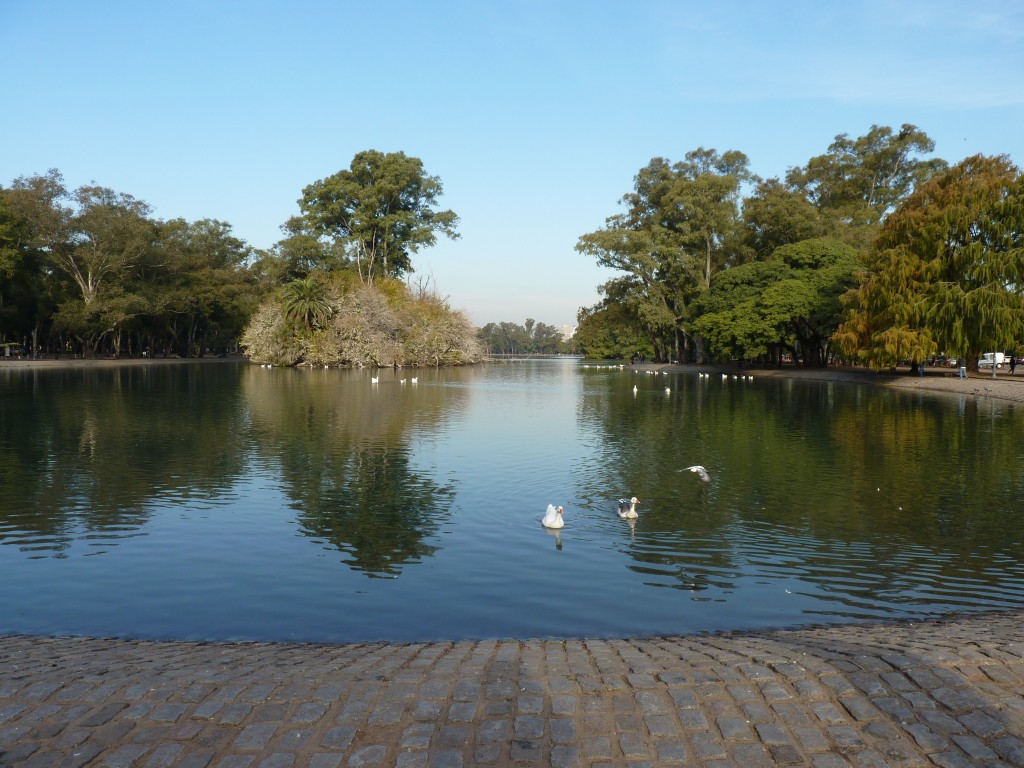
[1,359,1023,643]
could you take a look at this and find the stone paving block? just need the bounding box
[810,700,848,724]
[826,725,868,750]
[348,745,387,766]
[550,717,576,744]
[320,725,356,750]
[917,708,962,741]
[218,704,252,725]
[98,743,150,768]
[754,722,792,746]
[716,716,753,740]
[473,742,501,764]
[741,702,773,723]
[768,742,804,765]
[550,694,576,715]
[811,754,852,767]
[151,703,189,723]
[730,741,773,766]
[903,721,949,750]
[950,732,999,761]
[232,723,277,751]
[929,752,976,768]
[395,752,428,768]
[5,613,1024,768]
[668,688,698,709]
[510,738,541,762]
[959,709,1006,738]
[691,732,728,760]
[991,735,1024,765]
[846,748,889,767]
[618,731,647,758]
[446,701,476,722]
[256,754,294,768]
[177,749,216,768]
[581,735,612,759]
[791,724,830,752]
[676,707,709,730]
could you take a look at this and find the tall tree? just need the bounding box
[691,238,862,366]
[741,178,830,258]
[835,154,1024,370]
[292,150,459,285]
[577,149,751,362]
[786,123,947,246]
[157,218,257,356]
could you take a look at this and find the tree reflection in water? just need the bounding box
[242,366,460,577]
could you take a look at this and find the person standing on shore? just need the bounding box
[1011,355,1017,375]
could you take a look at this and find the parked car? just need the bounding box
[979,352,1005,369]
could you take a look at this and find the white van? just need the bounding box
[979,352,1005,368]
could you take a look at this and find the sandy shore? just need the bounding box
[4,354,1024,404]
[634,360,1024,404]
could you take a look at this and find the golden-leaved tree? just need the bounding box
[836,154,1024,370]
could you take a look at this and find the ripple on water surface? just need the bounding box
[2,359,1024,641]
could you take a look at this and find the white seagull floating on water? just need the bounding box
[541,504,565,529]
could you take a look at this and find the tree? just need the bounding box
[742,178,831,258]
[835,155,1024,371]
[477,318,565,355]
[157,218,257,356]
[691,238,862,366]
[64,185,156,307]
[577,149,752,362]
[292,150,459,285]
[280,276,333,333]
[0,187,56,349]
[786,123,948,247]
[574,302,653,360]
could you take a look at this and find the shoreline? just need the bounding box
[635,360,1024,404]
[5,354,1024,403]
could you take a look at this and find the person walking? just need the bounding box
[1011,355,1017,375]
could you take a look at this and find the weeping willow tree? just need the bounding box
[835,154,1024,371]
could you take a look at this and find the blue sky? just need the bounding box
[3,1,1023,328]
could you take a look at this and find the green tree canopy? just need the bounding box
[786,123,948,246]
[577,148,752,362]
[691,238,862,366]
[292,150,459,285]
[574,301,654,360]
[835,154,1024,370]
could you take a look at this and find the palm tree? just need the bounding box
[280,277,332,332]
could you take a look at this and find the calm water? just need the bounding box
[2,359,1023,643]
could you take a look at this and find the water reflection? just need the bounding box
[2,360,1024,641]
[576,365,1024,620]
[240,367,461,576]
[0,365,248,557]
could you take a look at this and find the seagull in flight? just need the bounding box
[680,465,711,483]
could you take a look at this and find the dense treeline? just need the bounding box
[1,151,482,366]
[0,170,258,358]
[575,124,1024,371]
[477,319,568,355]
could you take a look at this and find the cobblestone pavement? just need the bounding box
[2,612,1024,768]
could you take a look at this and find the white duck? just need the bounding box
[618,497,640,518]
[541,504,565,529]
